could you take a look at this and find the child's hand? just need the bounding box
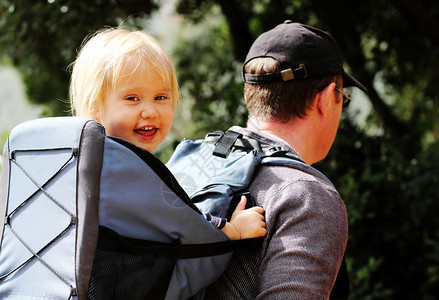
[222,195,266,240]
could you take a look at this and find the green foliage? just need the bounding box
[171,13,247,139]
[0,0,158,116]
[317,116,439,299]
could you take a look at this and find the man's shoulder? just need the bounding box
[250,162,344,218]
[256,160,336,192]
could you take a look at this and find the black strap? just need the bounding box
[208,130,283,158]
[213,130,242,158]
[99,226,257,260]
[243,64,308,84]
[176,238,257,259]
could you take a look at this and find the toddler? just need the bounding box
[69,27,266,240]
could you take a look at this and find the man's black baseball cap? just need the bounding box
[243,20,367,93]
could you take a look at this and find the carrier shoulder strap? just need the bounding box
[207,130,264,157]
[208,130,333,184]
[211,130,242,158]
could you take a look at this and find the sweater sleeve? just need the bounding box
[256,179,348,300]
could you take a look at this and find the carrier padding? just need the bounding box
[75,119,105,299]
[0,117,100,299]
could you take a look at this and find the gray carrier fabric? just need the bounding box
[0,117,231,300]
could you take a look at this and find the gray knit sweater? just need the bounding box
[204,127,348,300]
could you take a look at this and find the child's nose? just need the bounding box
[140,104,158,119]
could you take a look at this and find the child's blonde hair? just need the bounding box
[69,27,180,118]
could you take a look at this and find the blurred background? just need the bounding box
[1,0,438,298]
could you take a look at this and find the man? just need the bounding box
[204,21,367,299]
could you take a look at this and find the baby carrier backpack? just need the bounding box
[0,117,249,300]
[166,129,350,300]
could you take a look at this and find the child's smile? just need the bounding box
[135,126,156,135]
[134,126,157,139]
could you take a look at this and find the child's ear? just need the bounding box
[92,105,101,122]
[92,111,100,122]
[316,82,336,117]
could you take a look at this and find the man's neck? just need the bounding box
[247,117,319,165]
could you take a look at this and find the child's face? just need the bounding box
[96,59,174,152]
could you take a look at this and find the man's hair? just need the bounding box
[69,28,179,118]
[244,57,342,122]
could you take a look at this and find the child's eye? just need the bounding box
[155,95,170,101]
[126,96,140,101]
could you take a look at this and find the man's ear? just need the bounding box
[316,82,336,117]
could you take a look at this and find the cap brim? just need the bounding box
[343,72,368,93]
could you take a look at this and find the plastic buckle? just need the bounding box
[266,147,288,157]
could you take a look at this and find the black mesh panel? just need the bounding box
[87,227,178,300]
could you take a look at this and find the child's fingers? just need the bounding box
[250,212,266,224]
[248,206,264,214]
[235,195,247,211]
[256,227,267,237]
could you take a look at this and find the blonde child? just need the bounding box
[69,27,266,240]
